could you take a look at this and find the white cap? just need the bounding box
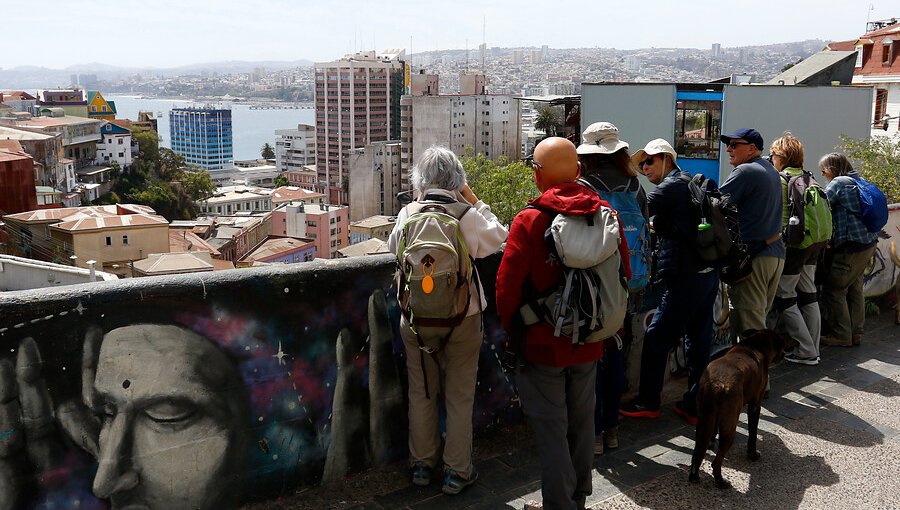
[631,138,677,165]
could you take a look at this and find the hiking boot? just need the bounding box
[594,435,604,456]
[411,461,432,487]
[603,426,619,449]
[852,333,862,346]
[673,400,698,426]
[784,352,819,366]
[821,335,852,347]
[441,467,478,495]
[619,399,660,419]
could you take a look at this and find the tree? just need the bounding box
[461,150,537,226]
[839,135,900,204]
[132,127,160,165]
[182,171,216,201]
[534,106,562,137]
[274,174,289,187]
[159,148,186,182]
[261,143,275,160]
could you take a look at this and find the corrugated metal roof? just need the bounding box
[765,51,857,85]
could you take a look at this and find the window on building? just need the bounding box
[674,100,722,160]
[874,89,888,124]
[122,235,129,246]
[105,236,111,246]
[882,39,893,65]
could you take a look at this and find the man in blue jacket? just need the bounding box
[719,129,785,338]
[619,139,719,425]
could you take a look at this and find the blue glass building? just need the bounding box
[169,108,233,170]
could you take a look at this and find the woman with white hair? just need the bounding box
[387,146,507,495]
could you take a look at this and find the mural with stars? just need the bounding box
[0,255,521,509]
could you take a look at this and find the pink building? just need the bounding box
[271,202,349,259]
[314,50,406,205]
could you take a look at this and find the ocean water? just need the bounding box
[108,95,314,160]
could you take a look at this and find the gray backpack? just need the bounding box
[395,198,473,328]
[519,202,628,345]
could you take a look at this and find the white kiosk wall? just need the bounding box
[581,84,676,147]
[719,85,874,182]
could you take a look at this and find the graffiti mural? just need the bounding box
[0,256,520,509]
[863,204,900,298]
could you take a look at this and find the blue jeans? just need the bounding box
[638,270,719,410]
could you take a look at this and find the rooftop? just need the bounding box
[765,50,857,85]
[350,215,396,229]
[132,251,216,276]
[271,186,326,204]
[51,213,168,233]
[241,236,315,262]
[3,204,156,223]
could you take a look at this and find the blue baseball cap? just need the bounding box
[720,128,763,150]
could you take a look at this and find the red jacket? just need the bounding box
[496,182,631,367]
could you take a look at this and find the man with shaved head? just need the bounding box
[497,137,629,510]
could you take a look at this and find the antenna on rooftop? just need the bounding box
[482,17,486,73]
[465,38,469,72]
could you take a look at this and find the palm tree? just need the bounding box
[261,143,275,160]
[534,106,562,137]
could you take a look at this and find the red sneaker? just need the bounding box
[674,401,698,426]
[619,399,661,419]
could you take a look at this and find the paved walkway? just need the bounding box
[259,311,899,509]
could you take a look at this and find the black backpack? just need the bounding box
[680,174,751,284]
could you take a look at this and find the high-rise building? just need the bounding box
[347,141,402,221]
[314,49,406,205]
[711,43,722,58]
[275,123,316,173]
[399,88,520,195]
[169,107,233,170]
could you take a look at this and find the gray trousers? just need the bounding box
[517,361,596,510]
[767,245,823,358]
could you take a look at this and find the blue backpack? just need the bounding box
[851,175,888,233]
[579,176,650,292]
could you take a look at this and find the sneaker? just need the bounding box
[619,399,660,419]
[603,427,619,449]
[442,467,478,495]
[594,436,604,455]
[784,352,819,366]
[821,335,852,347]
[673,401,698,426]
[411,461,432,487]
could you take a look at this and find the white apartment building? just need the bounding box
[275,123,315,173]
[314,49,407,205]
[201,186,273,216]
[399,93,521,192]
[348,141,402,221]
[95,121,133,168]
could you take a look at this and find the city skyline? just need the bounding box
[3,0,893,70]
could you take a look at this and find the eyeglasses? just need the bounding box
[639,157,655,168]
[726,141,753,149]
[524,155,543,169]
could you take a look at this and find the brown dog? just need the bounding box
[688,329,786,488]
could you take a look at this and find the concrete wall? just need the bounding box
[0,254,519,509]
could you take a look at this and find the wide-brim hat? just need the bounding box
[631,138,677,165]
[576,121,629,155]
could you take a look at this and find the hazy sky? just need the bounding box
[6,0,893,69]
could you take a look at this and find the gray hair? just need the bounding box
[411,146,466,193]
[818,152,853,177]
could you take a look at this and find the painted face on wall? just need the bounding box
[91,324,248,510]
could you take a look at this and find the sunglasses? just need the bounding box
[639,157,655,168]
[726,141,753,149]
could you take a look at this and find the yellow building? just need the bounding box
[87,91,117,120]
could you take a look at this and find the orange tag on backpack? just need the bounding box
[421,256,435,294]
